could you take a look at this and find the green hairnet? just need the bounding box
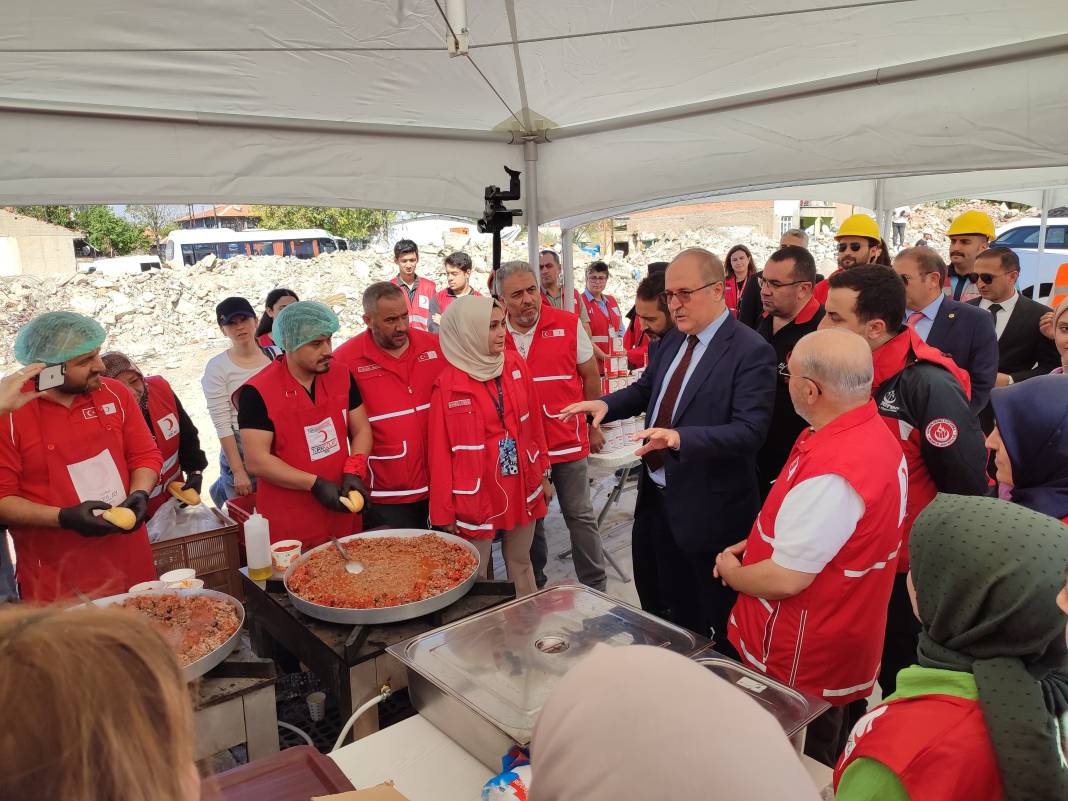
[273,301,339,352]
[14,311,106,365]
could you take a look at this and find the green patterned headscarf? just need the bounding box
[911,494,1068,801]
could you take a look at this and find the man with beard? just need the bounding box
[629,270,675,362]
[945,210,993,302]
[738,228,810,329]
[99,352,207,519]
[334,283,446,529]
[813,214,884,305]
[0,312,163,601]
[239,301,374,549]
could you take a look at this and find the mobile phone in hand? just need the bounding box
[35,364,65,391]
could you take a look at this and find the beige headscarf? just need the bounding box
[528,645,822,801]
[438,295,504,381]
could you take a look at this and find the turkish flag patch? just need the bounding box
[924,418,958,448]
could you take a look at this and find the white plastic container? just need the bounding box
[159,568,197,588]
[245,509,273,581]
[271,539,303,572]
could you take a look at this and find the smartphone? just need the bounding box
[35,364,66,391]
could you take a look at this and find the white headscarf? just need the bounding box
[438,295,504,382]
[529,645,822,801]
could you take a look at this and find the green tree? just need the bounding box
[14,205,77,228]
[126,204,181,253]
[255,206,394,241]
[73,206,149,256]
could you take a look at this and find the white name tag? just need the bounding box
[448,399,472,409]
[304,417,342,461]
[543,328,565,338]
[156,412,180,440]
[418,350,438,362]
[102,403,118,416]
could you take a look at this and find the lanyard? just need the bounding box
[487,377,507,429]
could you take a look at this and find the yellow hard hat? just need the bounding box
[947,210,995,241]
[835,213,880,241]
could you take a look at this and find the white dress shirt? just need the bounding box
[978,291,1019,341]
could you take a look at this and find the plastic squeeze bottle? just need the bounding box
[245,509,273,581]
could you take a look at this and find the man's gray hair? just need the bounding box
[362,281,404,314]
[792,332,873,401]
[782,228,810,247]
[495,260,537,287]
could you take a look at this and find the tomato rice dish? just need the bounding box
[287,534,478,609]
[119,593,241,666]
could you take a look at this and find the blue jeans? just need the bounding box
[209,448,257,508]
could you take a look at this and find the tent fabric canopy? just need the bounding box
[2,1,1067,222]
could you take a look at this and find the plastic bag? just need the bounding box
[147,498,230,543]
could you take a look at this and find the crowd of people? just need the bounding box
[1,211,1066,798]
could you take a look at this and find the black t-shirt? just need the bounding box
[238,373,362,432]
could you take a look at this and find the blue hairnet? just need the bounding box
[14,311,106,365]
[273,301,339,352]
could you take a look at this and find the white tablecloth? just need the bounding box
[330,714,834,800]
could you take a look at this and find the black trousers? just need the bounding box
[362,499,430,531]
[879,572,921,697]
[803,698,868,766]
[636,474,738,649]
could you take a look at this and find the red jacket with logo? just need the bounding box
[871,329,988,572]
[427,352,550,536]
[334,329,445,504]
[506,305,590,464]
[835,694,1003,801]
[143,375,184,516]
[622,314,648,369]
[727,401,906,705]
[391,276,437,331]
[581,290,623,358]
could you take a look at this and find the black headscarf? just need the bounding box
[911,494,1068,801]
[990,374,1068,520]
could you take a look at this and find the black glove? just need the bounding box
[340,473,370,508]
[311,477,348,513]
[119,490,150,529]
[58,500,123,537]
[181,471,203,496]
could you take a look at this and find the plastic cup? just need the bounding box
[160,568,197,588]
[271,540,303,572]
[307,691,326,723]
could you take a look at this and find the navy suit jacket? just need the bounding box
[926,297,998,413]
[603,313,776,553]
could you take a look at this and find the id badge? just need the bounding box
[498,437,519,476]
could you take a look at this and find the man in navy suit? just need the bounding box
[563,248,776,644]
[891,247,998,413]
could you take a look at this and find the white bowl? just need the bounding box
[160,568,197,588]
[128,580,168,593]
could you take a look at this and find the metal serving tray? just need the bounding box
[690,645,829,752]
[387,585,705,769]
[81,588,245,682]
[282,529,482,626]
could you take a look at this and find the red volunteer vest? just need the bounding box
[622,315,648,369]
[257,332,275,348]
[243,358,356,548]
[581,291,623,351]
[427,352,550,537]
[873,329,972,573]
[505,306,590,464]
[835,695,1003,801]
[434,287,481,318]
[727,401,906,705]
[391,276,437,331]
[543,289,584,317]
[334,329,445,504]
[144,376,184,517]
[7,378,158,601]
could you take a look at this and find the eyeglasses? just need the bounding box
[586,273,607,281]
[837,242,865,253]
[660,281,717,305]
[966,272,1003,284]
[757,275,808,290]
[778,363,823,395]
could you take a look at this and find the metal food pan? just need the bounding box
[79,588,245,682]
[282,528,481,625]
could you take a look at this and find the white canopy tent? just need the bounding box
[3,0,1068,277]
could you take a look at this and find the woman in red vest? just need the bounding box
[724,244,756,317]
[101,352,208,518]
[427,296,551,596]
[985,374,1068,524]
[835,494,1068,801]
[255,288,299,347]
[580,261,623,374]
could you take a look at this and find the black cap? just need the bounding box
[216,296,256,325]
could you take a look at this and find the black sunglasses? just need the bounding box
[837,242,864,253]
[966,272,1002,284]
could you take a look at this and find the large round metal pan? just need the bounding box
[283,528,482,625]
[78,588,245,682]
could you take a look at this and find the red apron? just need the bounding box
[144,375,184,518]
[244,357,356,548]
[10,381,158,601]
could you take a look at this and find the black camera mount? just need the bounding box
[478,166,522,275]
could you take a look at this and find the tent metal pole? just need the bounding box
[874,179,887,244]
[524,138,540,277]
[561,228,575,311]
[1037,189,1051,301]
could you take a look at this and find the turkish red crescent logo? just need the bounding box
[924,418,958,448]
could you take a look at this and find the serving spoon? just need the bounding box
[329,535,364,575]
